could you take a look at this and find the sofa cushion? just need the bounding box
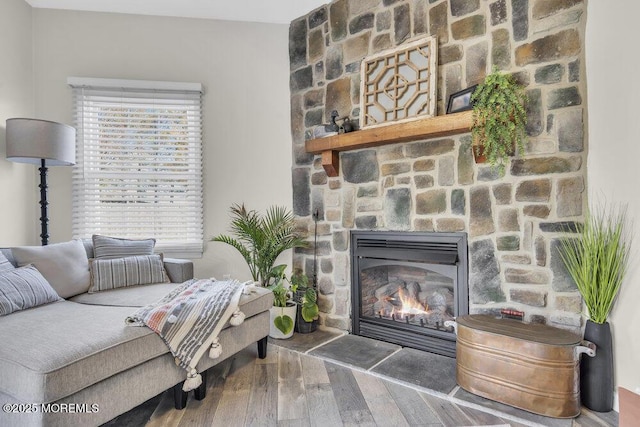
[11,240,90,298]
[0,265,62,315]
[71,281,274,320]
[92,235,155,259]
[0,300,168,403]
[71,282,179,306]
[0,252,14,273]
[88,254,168,293]
[236,285,275,319]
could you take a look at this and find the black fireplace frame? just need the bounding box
[350,230,469,357]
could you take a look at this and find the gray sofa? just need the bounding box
[0,241,273,427]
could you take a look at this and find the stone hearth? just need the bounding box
[290,0,587,335]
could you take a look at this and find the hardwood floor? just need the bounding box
[128,344,615,427]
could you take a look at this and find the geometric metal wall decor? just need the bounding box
[360,36,438,128]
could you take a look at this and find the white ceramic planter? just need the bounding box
[269,303,297,339]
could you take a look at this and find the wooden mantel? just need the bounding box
[305,110,473,177]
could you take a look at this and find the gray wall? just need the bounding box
[586,0,640,404]
[0,0,37,246]
[29,8,293,280]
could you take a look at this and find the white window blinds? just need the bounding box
[68,77,204,258]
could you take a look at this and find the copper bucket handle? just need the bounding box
[575,340,596,358]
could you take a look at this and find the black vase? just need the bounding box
[294,308,318,334]
[294,290,318,334]
[296,304,318,334]
[581,320,614,412]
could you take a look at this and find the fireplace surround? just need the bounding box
[290,0,588,336]
[351,230,468,357]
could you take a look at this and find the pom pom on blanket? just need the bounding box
[230,309,245,326]
[209,338,222,358]
[182,368,202,392]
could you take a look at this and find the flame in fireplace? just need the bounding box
[392,286,429,316]
[373,281,454,332]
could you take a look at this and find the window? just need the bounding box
[68,77,204,258]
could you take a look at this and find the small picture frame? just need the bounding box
[446,85,477,114]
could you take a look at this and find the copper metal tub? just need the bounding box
[446,315,595,418]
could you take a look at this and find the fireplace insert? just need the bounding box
[350,230,468,357]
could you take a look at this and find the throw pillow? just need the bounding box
[89,254,168,293]
[0,251,15,273]
[0,265,62,316]
[92,235,156,259]
[11,240,90,298]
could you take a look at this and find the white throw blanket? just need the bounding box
[126,278,246,391]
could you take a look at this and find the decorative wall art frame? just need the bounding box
[360,36,438,129]
[446,85,478,114]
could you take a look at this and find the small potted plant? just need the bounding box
[558,202,632,412]
[266,265,297,339]
[212,204,308,286]
[471,67,528,172]
[290,272,319,334]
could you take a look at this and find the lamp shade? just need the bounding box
[6,118,76,166]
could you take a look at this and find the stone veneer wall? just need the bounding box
[289,0,587,333]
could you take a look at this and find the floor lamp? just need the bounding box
[5,118,76,246]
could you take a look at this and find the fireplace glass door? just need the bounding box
[360,259,456,332]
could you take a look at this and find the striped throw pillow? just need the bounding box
[0,251,14,273]
[0,265,62,316]
[89,254,168,293]
[92,235,155,260]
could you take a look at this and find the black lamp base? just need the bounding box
[39,158,49,246]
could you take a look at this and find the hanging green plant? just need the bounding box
[471,67,528,173]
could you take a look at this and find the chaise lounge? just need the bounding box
[0,237,273,427]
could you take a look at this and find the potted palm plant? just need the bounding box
[471,67,528,172]
[558,202,632,411]
[212,204,308,286]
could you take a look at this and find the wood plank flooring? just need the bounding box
[128,344,615,427]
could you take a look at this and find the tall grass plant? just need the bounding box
[558,203,632,324]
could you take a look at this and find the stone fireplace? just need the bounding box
[351,230,468,357]
[290,0,587,337]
